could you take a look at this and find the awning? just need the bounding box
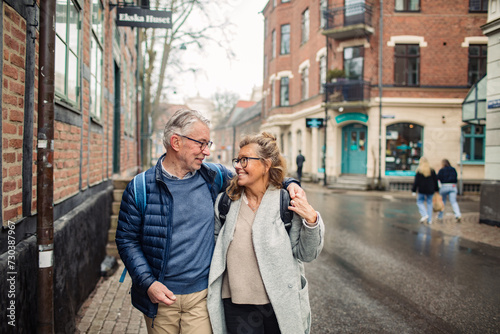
[462,75,486,124]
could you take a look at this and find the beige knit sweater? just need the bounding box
[221,198,270,305]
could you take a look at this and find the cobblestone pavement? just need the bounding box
[75,185,499,333]
[75,263,147,334]
[427,212,500,248]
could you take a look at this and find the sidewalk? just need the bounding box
[75,185,499,333]
[75,264,147,333]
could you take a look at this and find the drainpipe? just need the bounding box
[377,0,383,189]
[37,1,56,333]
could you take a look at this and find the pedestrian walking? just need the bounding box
[411,157,439,224]
[115,110,304,334]
[207,133,324,334]
[296,150,306,182]
[437,159,462,222]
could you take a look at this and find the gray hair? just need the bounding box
[163,109,210,151]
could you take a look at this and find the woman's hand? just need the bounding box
[288,192,317,225]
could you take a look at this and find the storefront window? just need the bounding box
[462,124,485,162]
[385,123,423,176]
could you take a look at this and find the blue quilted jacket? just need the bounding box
[115,155,232,319]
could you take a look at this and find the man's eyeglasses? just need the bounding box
[232,157,261,168]
[177,134,213,151]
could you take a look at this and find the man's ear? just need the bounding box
[170,135,182,152]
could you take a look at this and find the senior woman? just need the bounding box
[207,132,324,334]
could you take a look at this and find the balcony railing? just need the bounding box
[322,3,374,39]
[324,80,371,103]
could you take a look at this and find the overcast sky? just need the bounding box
[168,0,268,103]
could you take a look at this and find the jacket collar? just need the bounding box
[154,153,214,183]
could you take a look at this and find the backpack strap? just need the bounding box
[280,188,293,233]
[217,192,231,226]
[205,163,224,194]
[120,171,146,284]
[133,171,147,216]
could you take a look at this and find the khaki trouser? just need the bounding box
[144,288,212,334]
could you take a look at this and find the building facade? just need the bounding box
[0,1,140,332]
[480,0,500,226]
[212,100,260,166]
[262,0,487,190]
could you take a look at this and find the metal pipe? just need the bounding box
[377,0,383,189]
[37,0,56,333]
[323,35,329,186]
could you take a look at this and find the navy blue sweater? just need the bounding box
[162,172,214,294]
[437,166,458,184]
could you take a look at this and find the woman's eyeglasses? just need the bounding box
[232,157,261,168]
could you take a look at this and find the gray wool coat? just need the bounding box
[207,187,325,334]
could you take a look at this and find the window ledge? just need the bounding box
[459,161,485,166]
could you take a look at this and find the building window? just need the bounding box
[320,0,327,28]
[90,0,104,120]
[124,70,136,136]
[264,55,268,79]
[319,56,326,93]
[344,46,364,80]
[264,18,267,37]
[280,77,289,106]
[282,0,290,3]
[273,0,277,8]
[302,9,309,44]
[272,29,276,59]
[271,80,276,107]
[55,0,80,105]
[301,67,309,100]
[395,0,420,11]
[280,24,290,55]
[394,44,419,86]
[385,123,423,176]
[462,124,485,162]
[468,44,487,87]
[469,0,488,12]
[90,39,102,121]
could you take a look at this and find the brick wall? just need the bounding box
[2,3,37,223]
[263,0,487,111]
[2,1,140,222]
[263,0,327,117]
[54,122,81,202]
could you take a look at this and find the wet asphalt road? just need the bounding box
[303,188,499,333]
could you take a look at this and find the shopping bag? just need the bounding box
[433,193,444,212]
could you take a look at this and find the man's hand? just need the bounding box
[287,182,305,199]
[147,281,177,305]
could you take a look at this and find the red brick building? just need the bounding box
[262,0,487,190]
[1,1,140,332]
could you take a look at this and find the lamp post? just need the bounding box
[377,0,384,189]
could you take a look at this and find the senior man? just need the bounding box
[116,109,303,334]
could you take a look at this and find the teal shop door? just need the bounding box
[342,124,367,174]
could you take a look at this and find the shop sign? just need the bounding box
[117,7,172,28]
[306,118,324,128]
[385,170,416,177]
[335,112,368,124]
[488,99,500,109]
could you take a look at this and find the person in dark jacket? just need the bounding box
[437,159,461,222]
[115,109,304,334]
[411,157,439,224]
[296,150,306,182]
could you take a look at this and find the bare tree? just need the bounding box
[211,90,240,125]
[140,0,234,168]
